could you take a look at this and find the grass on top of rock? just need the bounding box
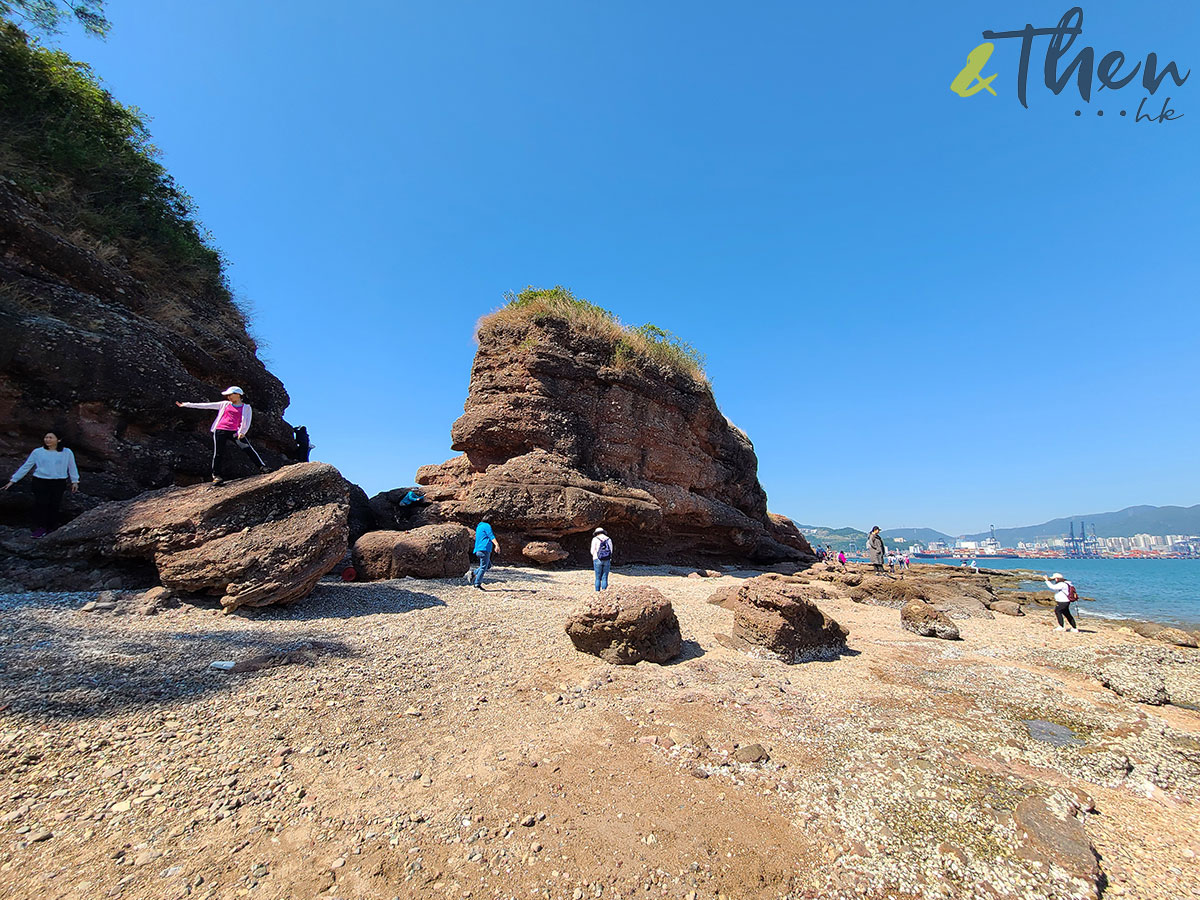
[0,21,244,318]
[480,286,708,384]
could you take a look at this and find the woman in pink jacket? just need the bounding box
[176,386,268,484]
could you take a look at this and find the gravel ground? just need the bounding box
[0,563,1198,900]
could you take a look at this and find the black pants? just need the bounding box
[1054,602,1077,628]
[31,477,68,531]
[212,429,266,478]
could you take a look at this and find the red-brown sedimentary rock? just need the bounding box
[11,462,348,611]
[397,313,815,566]
[0,181,298,525]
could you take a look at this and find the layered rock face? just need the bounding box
[408,314,814,566]
[0,181,297,524]
[11,462,349,611]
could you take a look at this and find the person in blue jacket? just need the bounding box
[472,515,500,589]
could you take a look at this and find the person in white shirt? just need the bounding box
[590,527,614,591]
[3,432,80,537]
[1045,572,1079,632]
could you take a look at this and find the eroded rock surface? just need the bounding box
[0,181,299,523]
[351,524,473,580]
[15,462,348,611]
[395,312,814,567]
[565,586,683,664]
[721,574,848,662]
[900,598,962,640]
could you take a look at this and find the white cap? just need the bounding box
[594,527,606,535]
[1051,572,1064,580]
[221,386,244,396]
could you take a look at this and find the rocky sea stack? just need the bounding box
[380,288,814,566]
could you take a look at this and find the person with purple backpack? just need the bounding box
[591,527,614,591]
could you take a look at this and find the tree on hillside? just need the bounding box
[0,0,108,37]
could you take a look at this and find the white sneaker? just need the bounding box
[464,568,474,584]
[1054,625,1064,631]
[1069,627,1080,633]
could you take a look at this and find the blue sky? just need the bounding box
[50,1,1198,535]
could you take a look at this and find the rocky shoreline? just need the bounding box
[0,563,1197,900]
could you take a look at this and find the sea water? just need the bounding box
[919,557,1200,627]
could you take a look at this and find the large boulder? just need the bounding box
[900,599,961,640]
[521,540,569,564]
[565,586,682,664]
[26,462,348,611]
[0,181,299,526]
[351,524,474,580]
[721,574,848,662]
[391,304,815,567]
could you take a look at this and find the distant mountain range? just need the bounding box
[798,504,1200,551]
[960,505,1200,546]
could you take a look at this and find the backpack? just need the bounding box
[1066,583,1078,603]
[597,537,612,560]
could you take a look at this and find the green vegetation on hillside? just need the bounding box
[481,286,707,384]
[0,20,239,313]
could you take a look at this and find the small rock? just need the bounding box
[733,744,769,764]
[27,828,51,842]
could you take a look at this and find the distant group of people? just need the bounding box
[6,383,274,537]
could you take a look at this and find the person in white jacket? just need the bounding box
[1045,573,1079,632]
[176,386,268,485]
[3,432,80,536]
[590,527,614,591]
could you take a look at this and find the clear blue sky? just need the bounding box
[52,1,1198,535]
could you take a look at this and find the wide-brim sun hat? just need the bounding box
[221,386,244,396]
[1051,572,1064,580]
[594,527,606,534]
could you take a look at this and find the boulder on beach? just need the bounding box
[351,524,474,580]
[900,599,961,640]
[30,462,349,612]
[521,541,569,565]
[1152,627,1198,649]
[564,586,682,665]
[722,574,848,662]
[988,600,1025,617]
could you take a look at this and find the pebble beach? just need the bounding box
[0,563,1198,900]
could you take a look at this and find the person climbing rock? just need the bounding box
[176,386,268,485]
[3,432,79,537]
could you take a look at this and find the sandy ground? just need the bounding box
[0,563,1197,900]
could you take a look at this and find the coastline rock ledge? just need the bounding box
[385,297,815,567]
